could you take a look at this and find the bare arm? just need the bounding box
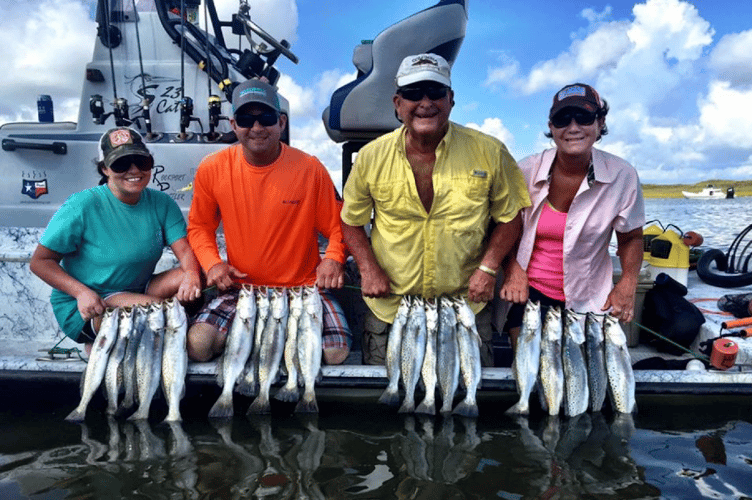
[602,227,643,321]
[341,222,391,298]
[468,213,522,303]
[29,244,106,321]
[169,237,203,301]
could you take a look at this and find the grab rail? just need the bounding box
[2,139,67,155]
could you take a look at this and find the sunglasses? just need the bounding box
[397,85,450,102]
[109,155,154,173]
[550,110,598,128]
[234,111,279,128]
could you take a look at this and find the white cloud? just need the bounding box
[0,0,95,123]
[709,30,752,86]
[698,80,752,149]
[465,117,514,150]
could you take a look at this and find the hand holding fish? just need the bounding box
[359,262,392,298]
[499,259,529,304]
[315,258,345,289]
[206,261,247,291]
[76,288,107,321]
[601,279,636,323]
[467,268,495,303]
[175,269,202,302]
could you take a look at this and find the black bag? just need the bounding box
[640,273,705,355]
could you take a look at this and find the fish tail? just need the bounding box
[234,379,258,397]
[274,385,300,403]
[65,407,86,423]
[207,394,234,419]
[294,395,319,414]
[377,388,401,407]
[247,395,272,415]
[415,399,436,416]
[504,400,530,416]
[452,400,479,418]
[398,399,415,414]
[161,410,182,424]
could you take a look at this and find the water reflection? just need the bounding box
[2,406,751,499]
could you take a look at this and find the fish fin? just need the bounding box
[397,400,415,414]
[273,386,300,403]
[504,401,530,416]
[294,397,319,414]
[234,379,258,397]
[377,389,401,407]
[414,401,436,416]
[207,395,234,419]
[65,407,85,423]
[452,401,479,418]
[246,396,272,415]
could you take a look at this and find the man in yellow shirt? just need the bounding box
[341,53,531,366]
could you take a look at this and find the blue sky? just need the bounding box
[2,0,752,187]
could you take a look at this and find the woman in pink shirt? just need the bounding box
[500,83,644,348]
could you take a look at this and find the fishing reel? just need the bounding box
[88,95,132,127]
[204,94,229,142]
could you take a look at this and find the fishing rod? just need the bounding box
[633,321,710,362]
[130,0,160,140]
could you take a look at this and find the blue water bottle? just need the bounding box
[37,94,54,123]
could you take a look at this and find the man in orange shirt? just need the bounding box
[186,79,350,365]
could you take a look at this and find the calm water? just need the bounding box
[2,197,752,500]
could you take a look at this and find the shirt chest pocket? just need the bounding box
[372,182,423,222]
[446,174,490,218]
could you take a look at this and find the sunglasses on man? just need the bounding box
[397,85,450,102]
[109,155,154,173]
[234,111,279,128]
[550,109,598,129]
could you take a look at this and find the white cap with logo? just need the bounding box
[395,53,451,88]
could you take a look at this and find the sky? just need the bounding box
[2,0,752,188]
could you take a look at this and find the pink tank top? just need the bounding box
[527,202,567,301]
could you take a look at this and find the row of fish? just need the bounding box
[507,301,636,417]
[66,298,188,423]
[208,284,324,418]
[379,295,483,418]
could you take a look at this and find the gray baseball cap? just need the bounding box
[232,79,281,115]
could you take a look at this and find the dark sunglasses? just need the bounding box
[397,85,450,102]
[109,155,154,173]
[235,111,279,128]
[550,110,598,128]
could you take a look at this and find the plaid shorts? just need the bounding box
[191,287,352,350]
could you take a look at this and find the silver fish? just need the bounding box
[128,301,165,421]
[276,286,304,402]
[437,296,460,414]
[209,285,256,418]
[538,306,564,416]
[452,296,482,418]
[603,314,637,413]
[105,306,134,415]
[506,300,542,415]
[416,298,439,415]
[562,309,589,417]
[295,286,323,413]
[118,303,148,415]
[248,287,288,414]
[585,312,608,412]
[162,298,189,422]
[236,287,270,397]
[399,296,427,414]
[378,295,411,406]
[66,307,120,422]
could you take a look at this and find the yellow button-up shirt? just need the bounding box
[342,122,531,322]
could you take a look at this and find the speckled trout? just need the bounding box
[604,314,637,413]
[562,309,589,417]
[506,300,542,415]
[378,295,411,407]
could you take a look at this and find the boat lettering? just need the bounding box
[151,165,170,191]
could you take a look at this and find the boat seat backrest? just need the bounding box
[323,0,468,143]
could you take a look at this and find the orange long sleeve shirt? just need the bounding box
[188,143,346,287]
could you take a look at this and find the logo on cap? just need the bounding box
[109,129,133,147]
[557,85,587,101]
[411,55,439,68]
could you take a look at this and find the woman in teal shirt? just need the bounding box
[30,127,201,349]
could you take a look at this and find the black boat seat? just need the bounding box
[323,0,468,144]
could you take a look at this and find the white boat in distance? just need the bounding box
[682,184,735,199]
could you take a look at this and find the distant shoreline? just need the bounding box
[642,180,749,199]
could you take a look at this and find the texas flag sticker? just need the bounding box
[22,179,48,199]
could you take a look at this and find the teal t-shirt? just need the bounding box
[40,185,186,340]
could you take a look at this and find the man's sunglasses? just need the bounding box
[110,155,154,173]
[550,110,598,128]
[397,85,450,102]
[235,111,279,128]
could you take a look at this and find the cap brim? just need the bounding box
[105,145,152,168]
[396,71,451,88]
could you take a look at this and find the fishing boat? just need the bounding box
[1,0,751,403]
[682,184,735,199]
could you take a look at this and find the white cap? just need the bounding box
[395,53,451,88]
